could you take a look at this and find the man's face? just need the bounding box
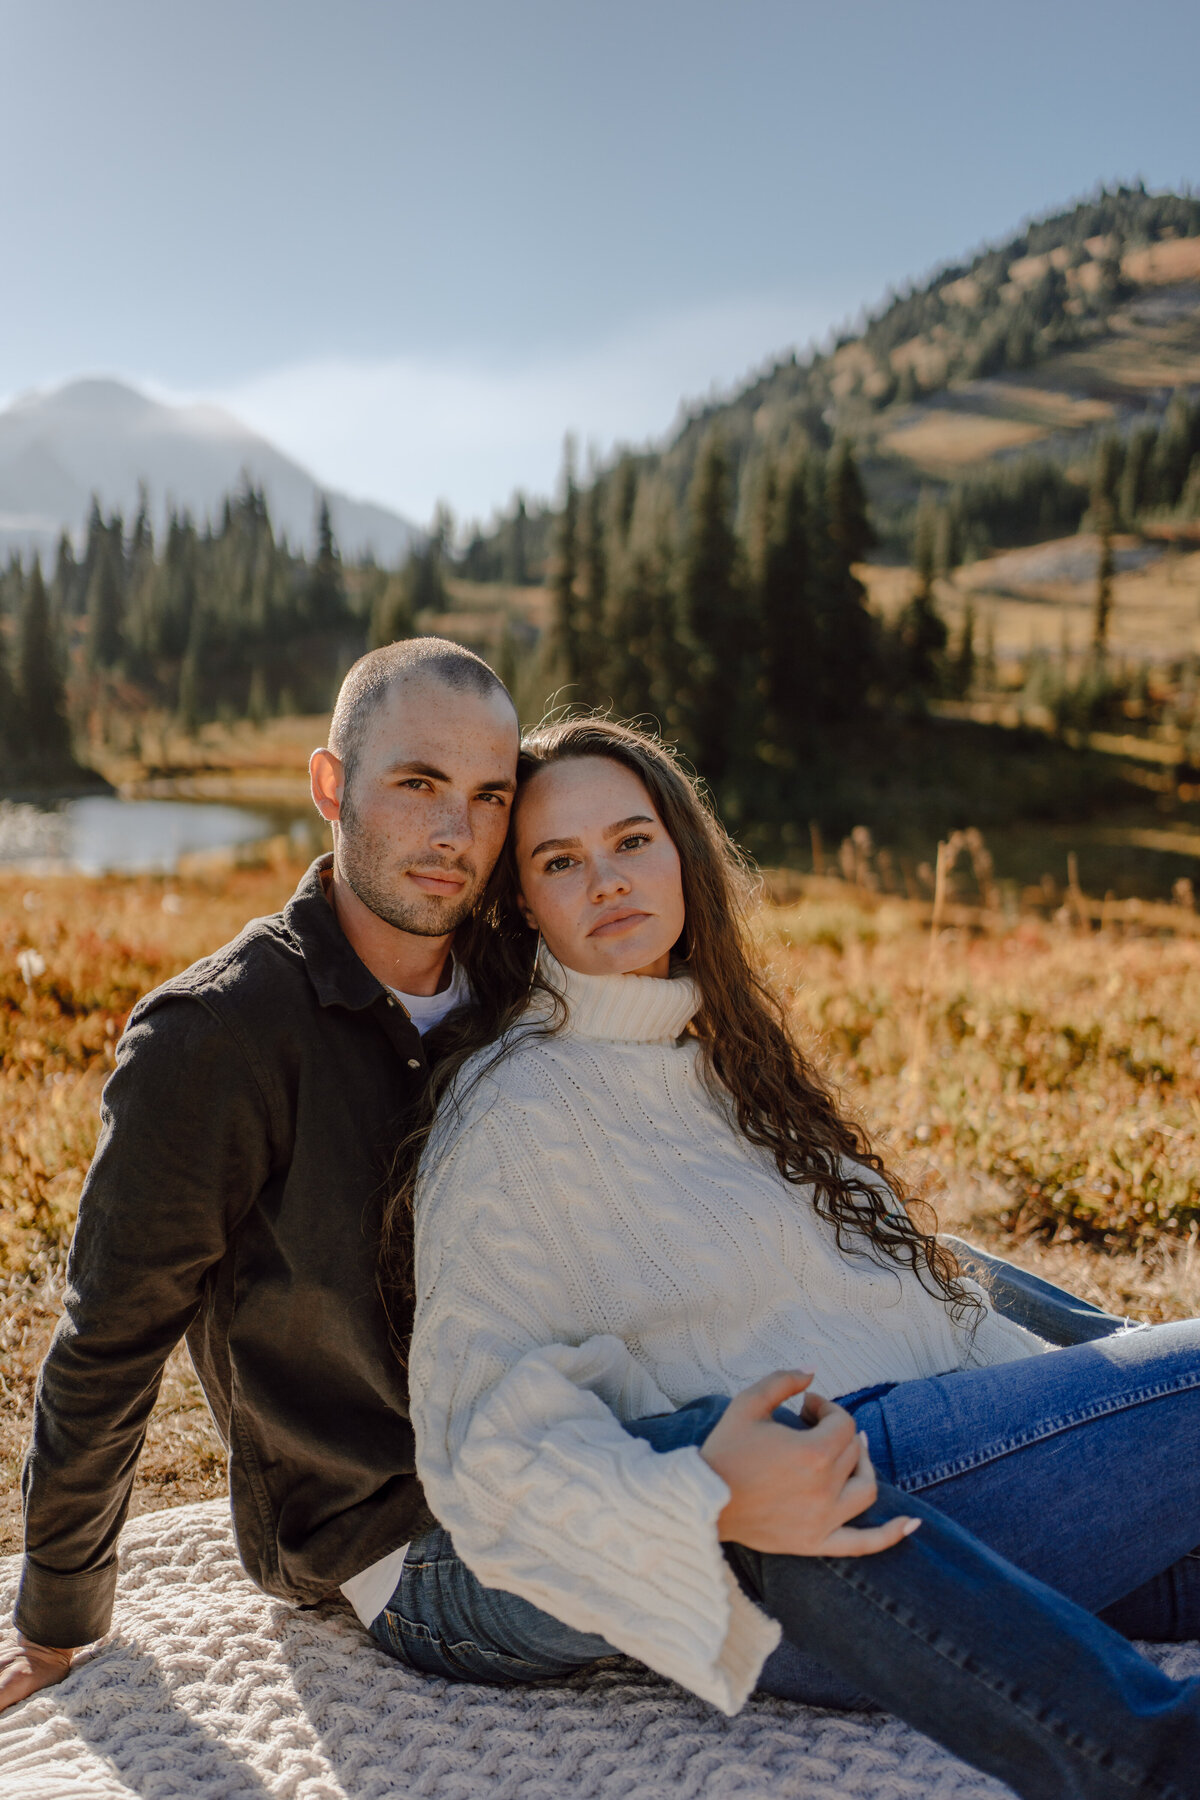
[317,676,519,937]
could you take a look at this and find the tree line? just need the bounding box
[0,487,442,776]
[535,432,964,826]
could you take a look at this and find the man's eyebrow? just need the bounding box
[384,760,516,793]
[386,759,450,781]
[528,816,655,859]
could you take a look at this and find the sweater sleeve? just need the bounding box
[409,1095,780,1715]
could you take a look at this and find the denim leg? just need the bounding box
[369,1525,614,1684]
[377,1461,1200,1797]
[728,1490,1200,1800]
[941,1234,1132,1345]
[848,1319,1200,1627]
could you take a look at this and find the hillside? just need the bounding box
[647,185,1200,553]
[0,378,420,564]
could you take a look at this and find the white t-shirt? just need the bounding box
[339,956,469,1628]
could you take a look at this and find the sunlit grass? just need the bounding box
[3,853,1200,1544]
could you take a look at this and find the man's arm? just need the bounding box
[12,995,273,1654]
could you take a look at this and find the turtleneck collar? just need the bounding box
[536,946,700,1043]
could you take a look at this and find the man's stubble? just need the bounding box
[337,794,483,938]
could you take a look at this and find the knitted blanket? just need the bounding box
[2,1502,1197,1799]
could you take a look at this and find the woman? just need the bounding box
[377,718,1200,1800]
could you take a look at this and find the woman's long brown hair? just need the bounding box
[380,716,979,1347]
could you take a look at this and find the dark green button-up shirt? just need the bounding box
[16,856,438,1647]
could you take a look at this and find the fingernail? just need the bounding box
[902,1518,922,1537]
[858,1430,867,1446]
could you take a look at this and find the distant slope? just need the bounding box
[651,185,1200,543]
[0,378,420,564]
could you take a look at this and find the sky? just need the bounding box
[1,0,1198,529]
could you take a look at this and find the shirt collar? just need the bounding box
[283,854,387,1012]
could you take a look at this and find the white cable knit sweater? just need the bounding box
[409,955,1046,1715]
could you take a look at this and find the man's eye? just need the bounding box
[477,792,508,806]
[400,778,431,791]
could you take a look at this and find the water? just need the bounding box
[0,796,279,875]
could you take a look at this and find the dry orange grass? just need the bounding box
[4,859,1200,1551]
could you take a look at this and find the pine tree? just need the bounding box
[895,493,948,702]
[678,432,743,783]
[18,559,72,764]
[50,532,80,623]
[949,602,976,699]
[306,499,347,629]
[825,440,875,566]
[368,570,416,649]
[1093,508,1115,652]
[577,474,608,696]
[504,495,529,586]
[813,450,877,713]
[753,450,817,762]
[0,606,18,758]
[550,438,582,691]
[85,532,125,669]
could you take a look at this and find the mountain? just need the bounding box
[0,378,420,564]
[648,185,1200,549]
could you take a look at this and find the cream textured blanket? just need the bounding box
[2,1500,1198,1799]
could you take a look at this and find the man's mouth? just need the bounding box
[407,870,469,897]
[588,909,650,938]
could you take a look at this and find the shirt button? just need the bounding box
[386,996,399,1008]
[407,1058,421,1070]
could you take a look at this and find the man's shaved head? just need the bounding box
[329,637,515,788]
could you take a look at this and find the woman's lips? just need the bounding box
[588,910,650,938]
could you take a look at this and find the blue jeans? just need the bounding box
[374,1303,1200,1798]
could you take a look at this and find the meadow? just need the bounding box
[3,846,1200,1552]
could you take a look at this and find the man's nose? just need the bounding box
[429,797,473,852]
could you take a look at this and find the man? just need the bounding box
[1,636,521,1707]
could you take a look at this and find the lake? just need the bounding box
[0,796,300,875]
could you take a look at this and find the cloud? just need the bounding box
[210,298,827,528]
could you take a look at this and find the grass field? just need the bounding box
[4,851,1200,1552]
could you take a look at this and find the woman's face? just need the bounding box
[514,756,686,978]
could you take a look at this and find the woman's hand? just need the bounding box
[700,1370,921,1558]
[0,1633,75,1712]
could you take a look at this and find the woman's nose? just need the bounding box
[590,857,630,899]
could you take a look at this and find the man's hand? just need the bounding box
[0,1633,75,1712]
[700,1370,922,1558]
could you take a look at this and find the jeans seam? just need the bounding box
[378,1606,550,1671]
[896,1374,1200,1490]
[823,1558,1188,1800]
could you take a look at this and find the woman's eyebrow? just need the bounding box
[529,833,581,858]
[604,815,654,836]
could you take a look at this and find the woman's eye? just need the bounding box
[618,834,651,852]
[543,855,575,874]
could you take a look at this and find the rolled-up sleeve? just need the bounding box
[16,997,271,1647]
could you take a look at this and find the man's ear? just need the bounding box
[310,748,345,823]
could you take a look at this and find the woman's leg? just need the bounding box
[842,1318,1200,1632]
[940,1234,1133,1346]
[377,1458,1200,1800]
